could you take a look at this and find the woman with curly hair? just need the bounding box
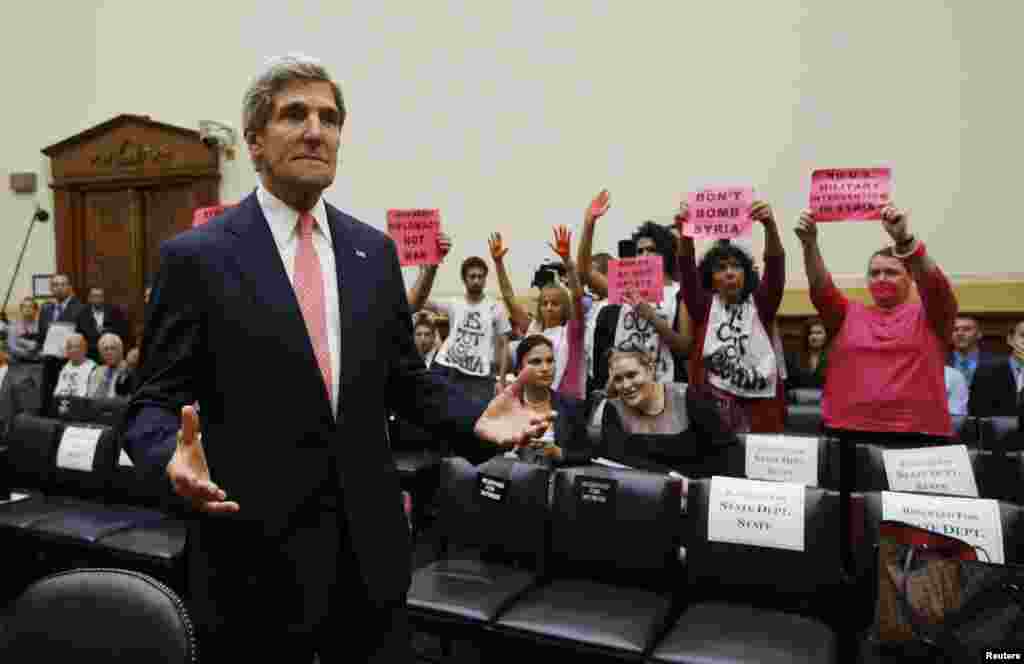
[676,200,786,433]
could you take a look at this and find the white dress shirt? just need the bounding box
[54,359,97,397]
[258,186,341,416]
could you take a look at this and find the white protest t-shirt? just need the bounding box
[434,297,511,377]
[54,359,97,397]
[612,282,679,383]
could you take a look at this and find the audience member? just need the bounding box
[405,232,452,312]
[0,346,40,438]
[797,203,957,439]
[38,274,84,345]
[578,190,691,394]
[490,226,586,397]
[53,334,96,397]
[677,202,786,433]
[412,313,439,368]
[944,365,969,416]
[75,287,131,361]
[87,333,132,398]
[597,349,733,491]
[948,314,1001,387]
[968,319,1024,416]
[421,256,511,401]
[507,335,590,466]
[7,297,41,362]
[785,317,829,394]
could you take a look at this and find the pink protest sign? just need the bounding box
[809,168,891,221]
[607,255,665,305]
[684,187,754,239]
[387,209,441,266]
[192,204,235,227]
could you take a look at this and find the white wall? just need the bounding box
[2,1,1021,310]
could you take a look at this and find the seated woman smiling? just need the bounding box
[598,349,735,484]
[510,334,591,466]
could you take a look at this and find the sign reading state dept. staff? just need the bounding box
[882,491,1005,564]
[745,435,819,487]
[883,445,979,497]
[708,476,806,552]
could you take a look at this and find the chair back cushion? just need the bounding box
[549,466,682,588]
[686,478,842,603]
[5,414,63,492]
[440,456,551,566]
[51,423,117,499]
[2,567,195,663]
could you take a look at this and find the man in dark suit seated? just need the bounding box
[948,314,1003,388]
[121,52,550,663]
[969,319,1024,416]
[75,287,131,362]
[0,347,40,440]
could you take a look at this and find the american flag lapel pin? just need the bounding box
[355,249,366,258]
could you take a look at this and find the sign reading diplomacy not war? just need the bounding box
[809,168,891,221]
[387,209,441,267]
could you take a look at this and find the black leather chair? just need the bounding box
[1,567,197,662]
[494,467,683,660]
[784,403,823,436]
[650,478,841,664]
[407,456,551,643]
[388,412,445,537]
[951,415,979,444]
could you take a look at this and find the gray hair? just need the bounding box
[98,332,124,354]
[242,53,346,172]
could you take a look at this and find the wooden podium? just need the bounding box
[42,114,221,347]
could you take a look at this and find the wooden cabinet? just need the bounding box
[43,114,221,347]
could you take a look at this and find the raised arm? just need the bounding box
[881,204,958,341]
[795,210,848,334]
[406,233,451,312]
[577,189,611,298]
[549,225,584,320]
[674,204,712,323]
[751,201,786,318]
[488,232,531,332]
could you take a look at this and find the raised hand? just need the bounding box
[750,200,775,226]
[488,232,508,261]
[438,232,452,261]
[880,204,910,244]
[474,368,556,448]
[585,189,611,225]
[622,287,657,322]
[547,225,572,262]
[794,210,818,246]
[166,404,239,514]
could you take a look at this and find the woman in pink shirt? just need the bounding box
[796,202,958,575]
[795,203,958,440]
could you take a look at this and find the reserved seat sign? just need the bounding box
[881,491,1005,564]
[56,425,104,473]
[744,435,819,486]
[882,445,979,497]
[708,476,806,552]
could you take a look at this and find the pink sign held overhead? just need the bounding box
[387,209,441,266]
[192,204,235,227]
[810,168,891,221]
[607,255,664,305]
[684,187,755,239]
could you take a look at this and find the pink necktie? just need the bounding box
[294,213,333,403]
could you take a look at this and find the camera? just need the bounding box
[198,121,238,157]
[531,261,567,289]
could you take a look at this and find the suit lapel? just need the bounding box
[225,193,333,422]
[325,206,359,421]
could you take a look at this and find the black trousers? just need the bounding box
[187,471,413,662]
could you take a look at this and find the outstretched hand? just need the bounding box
[166,404,239,514]
[473,369,556,449]
[585,189,611,225]
[622,288,656,322]
[488,232,508,261]
[548,225,572,262]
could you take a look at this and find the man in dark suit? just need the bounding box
[37,274,84,346]
[0,347,40,440]
[948,314,1003,388]
[121,53,547,663]
[969,319,1024,417]
[75,287,131,361]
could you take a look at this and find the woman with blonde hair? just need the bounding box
[7,297,41,362]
